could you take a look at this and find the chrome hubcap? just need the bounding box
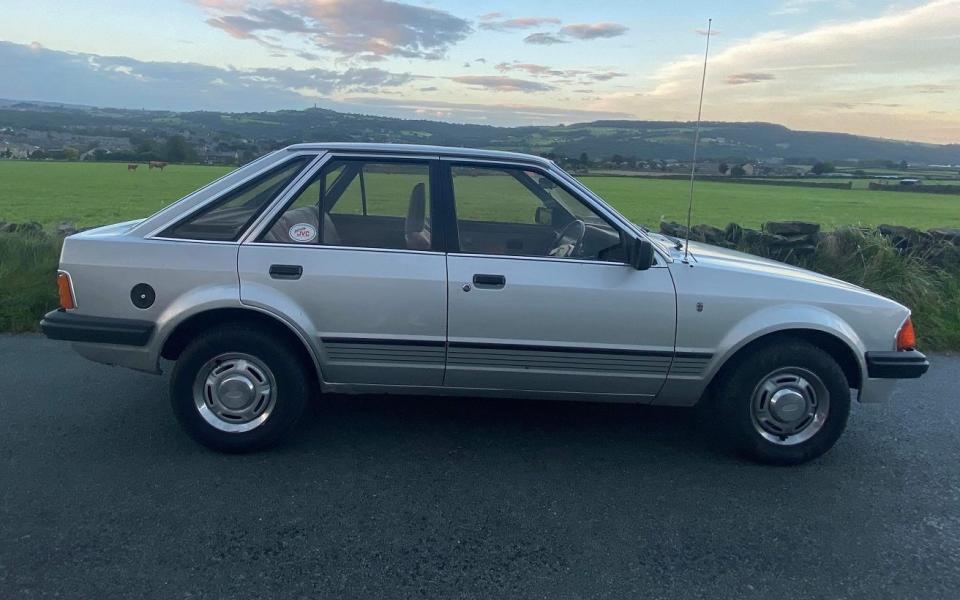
[750,367,830,445]
[193,353,277,433]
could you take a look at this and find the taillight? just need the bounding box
[896,317,916,351]
[57,272,76,310]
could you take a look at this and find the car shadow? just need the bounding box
[280,392,732,465]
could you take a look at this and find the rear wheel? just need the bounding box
[715,340,851,465]
[170,326,310,452]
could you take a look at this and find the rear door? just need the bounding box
[239,155,448,386]
[442,162,677,399]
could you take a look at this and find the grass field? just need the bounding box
[2,161,959,231]
[2,160,959,347]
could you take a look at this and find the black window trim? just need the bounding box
[440,159,629,261]
[253,155,446,252]
[157,154,314,243]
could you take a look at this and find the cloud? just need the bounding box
[726,72,776,85]
[523,32,568,45]
[201,0,472,60]
[589,71,627,81]
[590,0,960,143]
[479,17,561,31]
[494,62,625,84]
[559,22,629,40]
[0,40,414,112]
[448,75,554,93]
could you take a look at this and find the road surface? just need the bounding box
[1,335,957,599]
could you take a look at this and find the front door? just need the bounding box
[443,163,677,398]
[239,156,448,386]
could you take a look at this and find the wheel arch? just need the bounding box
[704,327,863,403]
[160,307,322,382]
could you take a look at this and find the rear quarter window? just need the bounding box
[160,156,311,241]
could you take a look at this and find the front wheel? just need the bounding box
[715,340,851,465]
[170,326,310,452]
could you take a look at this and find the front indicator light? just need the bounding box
[896,317,916,351]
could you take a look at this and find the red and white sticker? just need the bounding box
[288,223,317,243]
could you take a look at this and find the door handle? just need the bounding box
[473,273,506,288]
[269,264,302,280]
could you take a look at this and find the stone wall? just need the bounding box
[0,221,78,236]
[660,220,960,268]
[867,183,960,195]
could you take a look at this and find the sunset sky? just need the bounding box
[0,0,957,143]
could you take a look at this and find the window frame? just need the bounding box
[440,159,630,264]
[154,154,316,243]
[251,154,446,253]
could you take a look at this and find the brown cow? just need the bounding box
[127,164,139,171]
[148,161,168,171]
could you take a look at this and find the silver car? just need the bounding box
[41,144,928,464]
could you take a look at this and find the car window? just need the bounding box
[451,165,624,261]
[161,156,311,242]
[261,159,432,251]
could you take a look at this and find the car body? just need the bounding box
[41,143,929,463]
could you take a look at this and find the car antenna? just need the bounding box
[683,18,713,264]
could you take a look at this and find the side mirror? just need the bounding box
[628,237,656,270]
[534,206,554,226]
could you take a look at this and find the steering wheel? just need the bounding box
[548,219,586,258]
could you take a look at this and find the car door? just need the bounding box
[238,155,448,386]
[442,161,677,399]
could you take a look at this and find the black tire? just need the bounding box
[170,325,311,452]
[715,340,851,465]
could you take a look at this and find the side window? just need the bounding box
[162,157,310,241]
[261,160,432,251]
[451,165,624,261]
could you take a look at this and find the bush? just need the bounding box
[0,232,62,331]
[807,228,960,350]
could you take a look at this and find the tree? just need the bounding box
[898,160,909,171]
[810,161,835,175]
[730,164,746,178]
[63,147,80,161]
[718,162,729,175]
[165,135,197,163]
[578,152,589,168]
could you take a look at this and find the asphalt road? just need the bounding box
[1,335,958,599]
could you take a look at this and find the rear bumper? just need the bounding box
[865,350,929,379]
[40,309,154,346]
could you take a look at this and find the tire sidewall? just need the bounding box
[170,328,310,452]
[718,341,851,465]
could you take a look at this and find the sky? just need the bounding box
[0,0,957,143]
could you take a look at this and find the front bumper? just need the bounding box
[40,309,154,346]
[865,350,930,379]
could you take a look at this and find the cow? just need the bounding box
[149,161,168,171]
[127,164,139,171]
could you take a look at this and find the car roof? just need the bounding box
[284,143,552,166]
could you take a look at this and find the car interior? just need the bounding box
[257,159,625,261]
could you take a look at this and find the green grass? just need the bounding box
[2,161,959,231]
[0,232,63,332]
[581,176,960,230]
[0,161,231,228]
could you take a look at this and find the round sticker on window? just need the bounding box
[288,223,317,243]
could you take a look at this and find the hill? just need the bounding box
[1,100,957,166]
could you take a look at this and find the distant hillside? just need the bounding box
[1,100,957,165]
